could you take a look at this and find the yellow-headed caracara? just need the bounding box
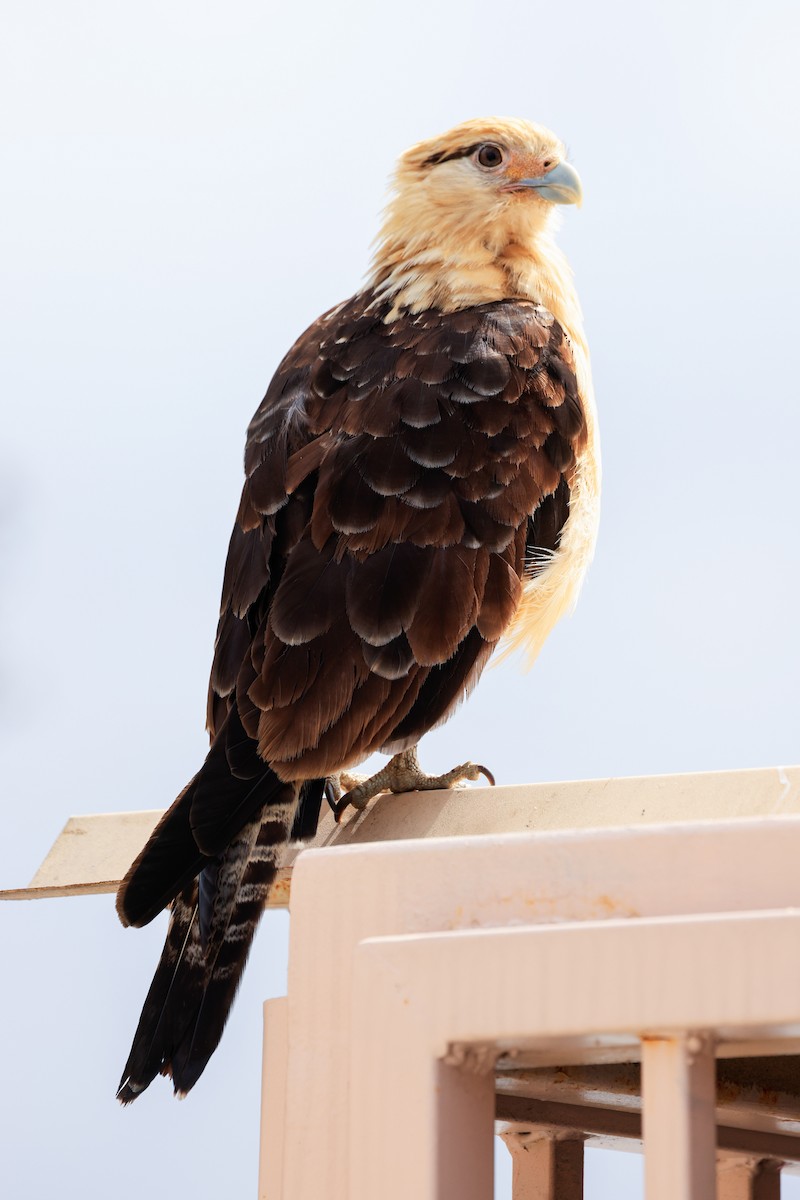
[116,117,600,1100]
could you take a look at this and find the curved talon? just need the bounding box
[332,793,357,823]
[324,779,340,812]
[475,765,496,787]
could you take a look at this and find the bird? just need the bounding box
[115,116,600,1102]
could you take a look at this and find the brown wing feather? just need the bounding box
[209,291,587,776]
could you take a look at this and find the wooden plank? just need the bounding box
[2,764,799,900]
[0,811,162,899]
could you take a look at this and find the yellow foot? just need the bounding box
[330,745,495,823]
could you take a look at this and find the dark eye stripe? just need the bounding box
[422,143,482,167]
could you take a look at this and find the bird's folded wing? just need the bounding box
[206,293,587,779]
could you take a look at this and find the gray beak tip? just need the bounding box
[517,160,583,206]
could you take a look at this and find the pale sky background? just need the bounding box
[1,1,799,1196]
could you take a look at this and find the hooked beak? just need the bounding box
[507,160,583,206]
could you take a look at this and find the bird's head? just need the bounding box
[369,117,582,316]
[397,116,581,220]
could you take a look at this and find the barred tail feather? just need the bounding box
[169,814,285,1093]
[116,883,200,1103]
[117,798,299,1102]
[117,700,329,1102]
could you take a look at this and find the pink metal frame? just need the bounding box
[260,817,800,1199]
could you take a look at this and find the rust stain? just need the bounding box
[717,1080,743,1104]
[267,877,292,908]
[515,891,640,919]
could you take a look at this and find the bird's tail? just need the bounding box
[117,800,293,1101]
[116,707,327,1101]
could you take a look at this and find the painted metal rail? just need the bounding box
[268,805,800,1199]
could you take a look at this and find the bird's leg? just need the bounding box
[330,745,495,823]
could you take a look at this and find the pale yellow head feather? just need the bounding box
[367,117,578,329]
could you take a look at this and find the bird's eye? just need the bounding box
[476,144,504,169]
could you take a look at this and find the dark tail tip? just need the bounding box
[116,1076,146,1105]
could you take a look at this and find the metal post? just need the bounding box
[718,1158,782,1200]
[258,998,288,1200]
[642,1032,717,1200]
[500,1130,585,1200]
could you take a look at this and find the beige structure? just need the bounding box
[5,765,798,900]
[4,764,800,1198]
